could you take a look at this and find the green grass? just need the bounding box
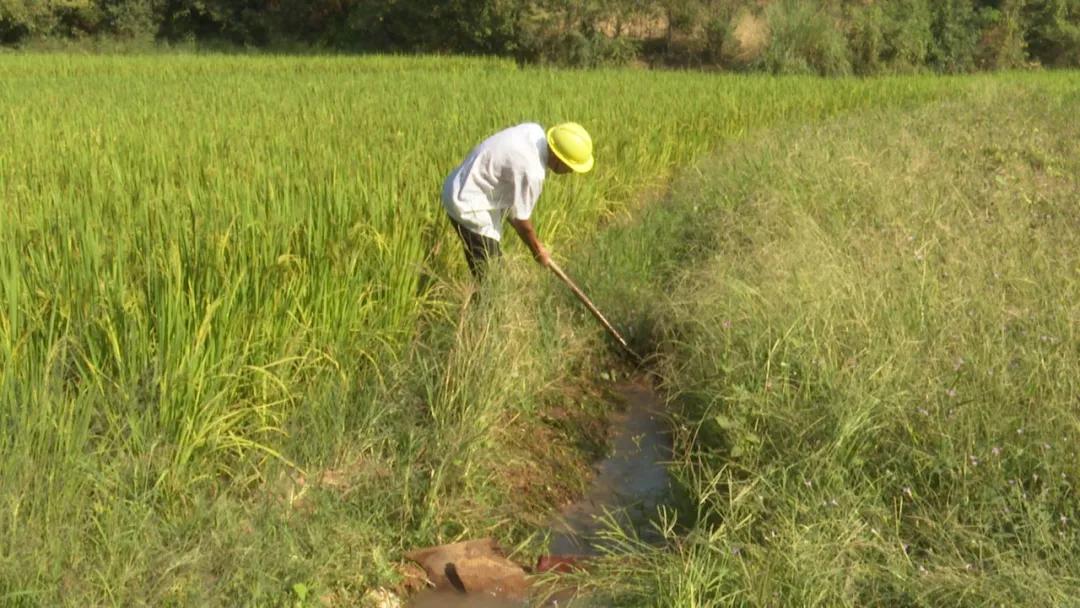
[0,53,1044,605]
[571,72,1080,606]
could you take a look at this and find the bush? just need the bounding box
[846,2,887,75]
[100,0,160,39]
[977,0,1029,70]
[759,0,851,76]
[157,0,274,46]
[699,2,749,68]
[1,0,56,43]
[515,1,641,67]
[702,13,728,65]
[879,0,934,71]
[845,0,937,75]
[335,0,520,54]
[928,0,980,72]
[518,24,640,67]
[1025,0,1080,67]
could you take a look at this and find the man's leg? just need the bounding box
[448,216,500,280]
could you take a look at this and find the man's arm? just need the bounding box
[509,217,551,267]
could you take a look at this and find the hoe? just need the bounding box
[547,260,642,363]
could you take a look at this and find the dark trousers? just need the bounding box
[448,215,501,279]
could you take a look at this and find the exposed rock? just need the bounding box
[404,539,529,600]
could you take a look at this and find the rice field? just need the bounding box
[0,54,988,604]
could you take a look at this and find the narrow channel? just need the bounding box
[547,381,673,556]
[407,380,672,607]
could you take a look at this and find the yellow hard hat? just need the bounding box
[546,122,594,173]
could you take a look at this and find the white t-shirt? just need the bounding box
[441,123,548,241]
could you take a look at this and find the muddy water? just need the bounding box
[547,382,672,555]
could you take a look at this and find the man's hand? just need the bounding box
[535,244,551,268]
[509,217,551,267]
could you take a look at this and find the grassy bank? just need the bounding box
[569,72,1080,606]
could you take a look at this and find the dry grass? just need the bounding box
[727,10,770,64]
[576,73,1080,607]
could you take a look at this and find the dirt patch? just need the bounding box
[493,385,610,521]
[726,10,770,65]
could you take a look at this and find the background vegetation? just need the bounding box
[4,1,1080,72]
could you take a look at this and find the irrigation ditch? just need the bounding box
[400,377,674,607]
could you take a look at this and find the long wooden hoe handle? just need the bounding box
[547,260,642,362]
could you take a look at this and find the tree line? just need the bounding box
[2,0,1079,73]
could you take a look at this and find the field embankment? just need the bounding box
[569,73,1080,606]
